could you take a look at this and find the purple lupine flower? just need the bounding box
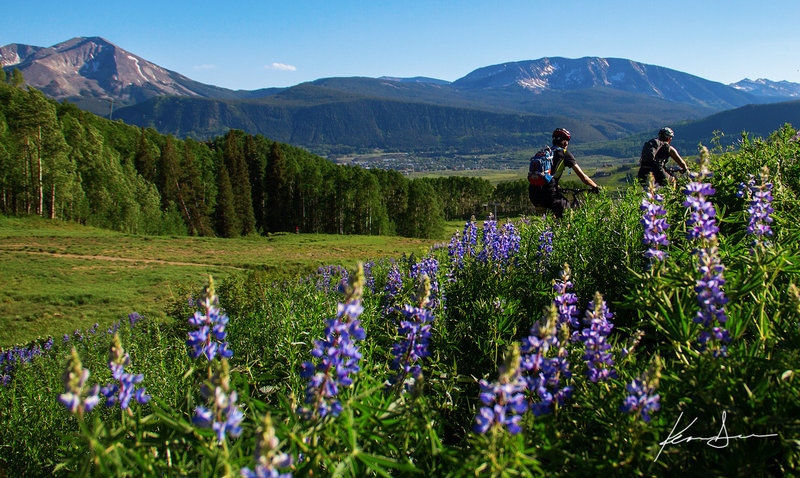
[520,305,573,417]
[683,165,719,242]
[128,312,145,327]
[388,276,436,391]
[241,414,293,478]
[193,359,244,443]
[363,260,376,293]
[477,218,522,271]
[410,256,442,310]
[552,264,580,330]
[58,348,100,416]
[738,167,774,250]
[463,218,479,256]
[640,176,670,262]
[474,344,528,434]
[684,150,731,357]
[310,264,349,292]
[100,334,150,410]
[186,277,234,361]
[382,262,404,316]
[476,215,498,264]
[683,152,731,356]
[692,245,731,357]
[621,379,661,422]
[446,218,481,282]
[621,359,662,423]
[579,292,617,383]
[537,227,554,267]
[300,264,366,419]
[447,230,467,272]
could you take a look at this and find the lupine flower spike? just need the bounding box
[520,304,573,416]
[187,276,233,361]
[476,215,522,272]
[300,263,366,419]
[579,292,617,383]
[388,274,436,391]
[411,256,443,310]
[193,359,244,443]
[100,334,150,411]
[621,357,662,423]
[535,227,554,272]
[738,166,774,251]
[59,347,100,416]
[381,262,404,316]
[552,264,579,331]
[641,174,670,262]
[240,413,293,478]
[447,218,479,275]
[683,148,731,357]
[474,344,528,434]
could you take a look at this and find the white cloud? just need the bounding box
[266,62,297,71]
[194,64,217,70]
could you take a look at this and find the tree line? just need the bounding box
[0,78,535,239]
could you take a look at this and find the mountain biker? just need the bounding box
[528,128,601,218]
[637,127,689,187]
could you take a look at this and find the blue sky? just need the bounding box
[4,0,800,90]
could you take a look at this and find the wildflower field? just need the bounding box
[1,127,800,477]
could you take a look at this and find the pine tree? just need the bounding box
[215,161,240,238]
[134,128,156,182]
[10,68,24,87]
[182,141,214,236]
[400,179,443,238]
[222,131,256,235]
[158,136,194,232]
[264,141,287,232]
[244,134,266,232]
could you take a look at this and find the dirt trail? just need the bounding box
[2,249,245,270]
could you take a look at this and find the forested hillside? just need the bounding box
[0,80,530,238]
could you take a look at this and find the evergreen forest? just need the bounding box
[0,79,524,239]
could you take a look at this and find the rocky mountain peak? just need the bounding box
[1,37,212,103]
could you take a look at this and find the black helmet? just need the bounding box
[553,128,571,142]
[658,127,674,140]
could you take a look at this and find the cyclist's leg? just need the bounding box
[652,168,670,188]
[637,168,655,188]
[529,185,552,217]
[552,193,569,218]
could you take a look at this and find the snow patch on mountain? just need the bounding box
[730,78,800,98]
[128,54,147,81]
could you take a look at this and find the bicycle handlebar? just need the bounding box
[558,187,600,195]
[665,166,687,175]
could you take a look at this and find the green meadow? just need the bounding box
[0,215,448,346]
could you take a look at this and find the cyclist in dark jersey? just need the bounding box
[637,127,689,187]
[528,128,600,218]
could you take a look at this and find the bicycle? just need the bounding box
[665,165,687,177]
[664,165,690,188]
[532,187,599,216]
[558,187,599,208]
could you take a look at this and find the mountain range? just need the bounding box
[3,36,800,157]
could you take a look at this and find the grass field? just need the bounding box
[409,162,637,188]
[0,215,453,347]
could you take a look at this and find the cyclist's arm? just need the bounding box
[571,164,599,189]
[669,146,689,172]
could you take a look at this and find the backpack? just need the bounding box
[640,138,667,167]
[528,146,560,187]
